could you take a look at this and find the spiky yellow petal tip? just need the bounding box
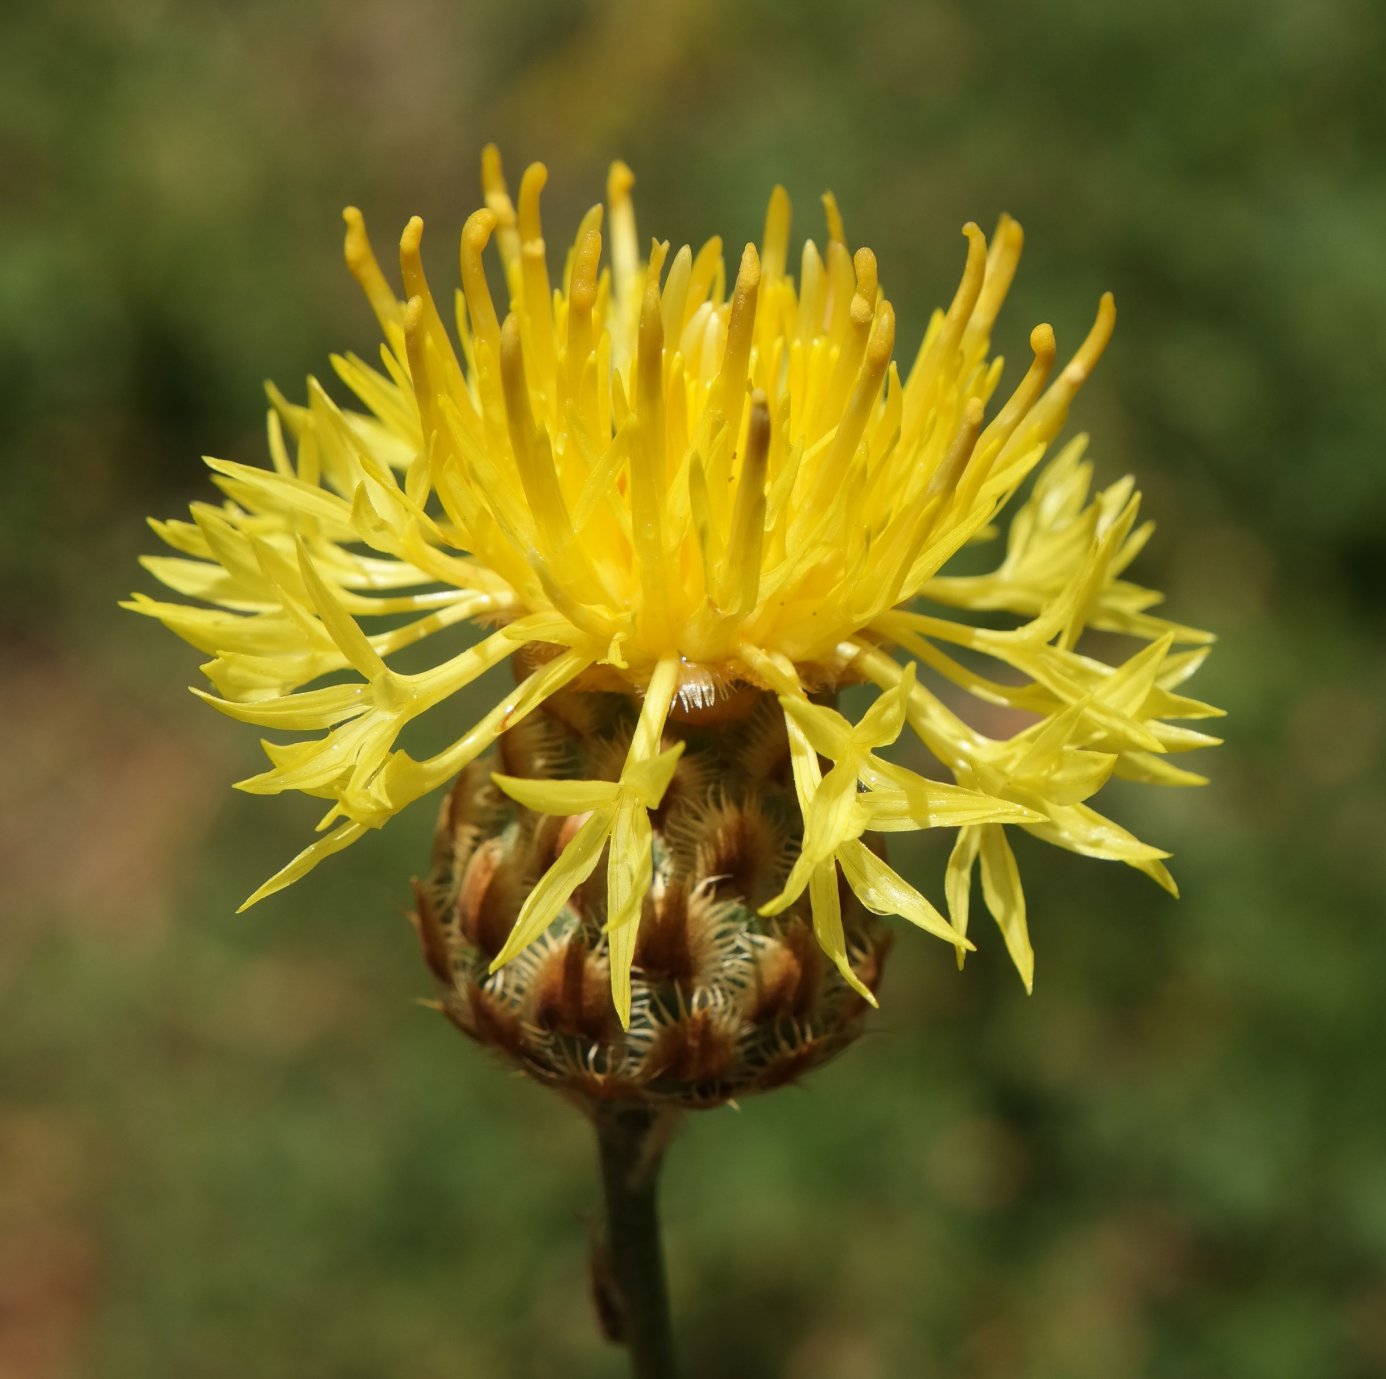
[130,148,1220,1020]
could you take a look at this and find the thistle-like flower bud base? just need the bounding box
[413,687,891,1108]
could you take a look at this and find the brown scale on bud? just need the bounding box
[497,709,572,781]
[673,794,791,911]
[458,980,529,1060]
[632,881,733,992]
[646,1008,740,1087]
[414,687,892,1108]
[734,697,795,787]
[410,877,453,986]
[455,838,523,959]
[747,920,825,1023]
[530,938,618,1043]
[529,679,606,738]
[632,882,696,987]
[584,724,635,784]
[435,759,509,885]
[753,1029,842,1092]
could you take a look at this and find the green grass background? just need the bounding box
[3,1,1384,1375]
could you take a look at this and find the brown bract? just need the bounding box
[412,689,889,1108]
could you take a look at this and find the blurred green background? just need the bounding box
[3,1,1384,1375]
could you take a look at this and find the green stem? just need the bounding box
[594,1106,679,1379]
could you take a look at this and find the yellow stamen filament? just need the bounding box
[480,143,520,273]
[713,389,771,616]
[459,209,501,353]
[607,159,639,310]
[717,243,761,447]
[342,208,402,334]
[761,184,791,283]
[516,162,557,404]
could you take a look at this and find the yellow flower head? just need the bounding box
[129,150,1221,1026]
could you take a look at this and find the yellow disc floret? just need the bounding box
[128,149,1221,1027]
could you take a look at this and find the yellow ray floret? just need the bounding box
[129,148,1220,1022]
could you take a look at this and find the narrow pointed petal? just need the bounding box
[490,809,614,970]
[978,825,1033,992]
[837,839,971,951]
[238,821,370,911]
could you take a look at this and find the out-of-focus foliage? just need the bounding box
[2,1,1383,1376]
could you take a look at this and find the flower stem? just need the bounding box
[593,1105,679,1379]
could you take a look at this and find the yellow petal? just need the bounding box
[491,774,619,815]
[807,858,877,1008]
[945,827,982,968]
[837,839,971,950]
[859,760,1042,829]
[238,821,369,911]
[192,682,369,730]
[603,799,653,1029]
[620,742,687,808]
[978,825,1033,992]
[490,808,614,970]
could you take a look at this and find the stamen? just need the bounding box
[565,209,603,417]
[824,239,855,343]
[498,313,539,478]
[564,204,604,300]
[761,184,792,283]
[660,244,693,345]
[636,279,666,480]
[852,246,879,309]
[402,295,440,440]
[1025,293,1116,446]
[399,217,464,394]
[646,240,671,298]
[517,163,557,402]
[500,318,612,640]
[715,389,771,617]
[630,282,670,631]
[685,236,725,322]
[970,323,1057,469]
[821,190,846,246]
[342,208,402,332]
[965,213,1024,352]
[926,396,987,498]
[480,143,520,275]
[823,248,879,416]
[606,159,639,308]
[796,239,825,342]
[826,299,895,474]
[717,243,762,443]
[459,209,501,353]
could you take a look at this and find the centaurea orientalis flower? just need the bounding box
[128,148,1220,1050]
